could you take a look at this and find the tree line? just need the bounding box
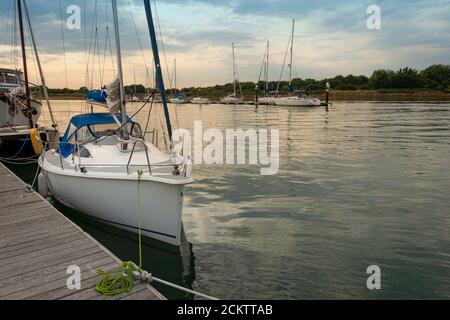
[46,64,450,98]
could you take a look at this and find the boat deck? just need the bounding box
[0,162,165,300]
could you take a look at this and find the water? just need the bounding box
[5,101,450,299]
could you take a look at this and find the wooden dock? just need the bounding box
[0,162,165,300]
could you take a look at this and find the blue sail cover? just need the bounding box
[59,113,129,157]
[85,89,107,103]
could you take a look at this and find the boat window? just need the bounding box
[129,122,143,138]
[78,145,92,158]
[89,123,119,137]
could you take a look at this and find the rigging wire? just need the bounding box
[85,0,98,91]
[128,0,151,83]
[58,0,71,121]
[276,30,293,95]
[152,0,180,130]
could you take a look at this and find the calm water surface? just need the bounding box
[7,101,450,299]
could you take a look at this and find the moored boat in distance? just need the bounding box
[220,94,243,105]
[258,96,276,105]
[191,97,211,105]
[274,19,321,107]
[275,90,321,107]
[221,43,243,105]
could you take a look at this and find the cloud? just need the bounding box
[0,0,449,88]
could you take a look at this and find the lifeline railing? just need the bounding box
[53,140,189,177]
[126,139,152,175]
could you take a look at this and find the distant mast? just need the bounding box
[17,0,33,128]
[288,19,295,95]
[265,40,270,94]
[143,0,173,144]
[232,43,237,98]
[111,0,128,137]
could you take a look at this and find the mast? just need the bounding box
[143,0,173,144]
[111,0,128,136]
[133,67,137,97]
[232,43,236,98]
[23,0,57,130]
[288,19,295,95]
[17,0,33,128]
[174,58,177,95]
[265,40,269,94]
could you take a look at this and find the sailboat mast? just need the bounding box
[143,0,173,144]
[232,43,236,98]
[23,0,57,130]
[289,19,295,92]
[266,40,270,93]
[174,58,177,94]
[134,67,137,96]
[111,0,128,136]
[17,0,33,129]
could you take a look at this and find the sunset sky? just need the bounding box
[0,0,449,89]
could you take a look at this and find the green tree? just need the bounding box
[369,69,396,89]
[393,68,422,88]
[420,64,450,90]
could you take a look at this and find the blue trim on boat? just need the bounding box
[85,214,177,239]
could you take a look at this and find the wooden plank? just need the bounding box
[0,162,163,300]
[0,224,76,248]
[0,254,113,297]
[4,261,118,300]
[0,231,83,259]
[0,241,100,280]
[31,262,119,300]
[0,200,51,217]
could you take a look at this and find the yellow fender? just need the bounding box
[30,128,44,156]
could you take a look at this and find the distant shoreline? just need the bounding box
[47,90,450,102]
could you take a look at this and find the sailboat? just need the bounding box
[258,41,276,105]
[191,97,211,105]
[38,0,193,246]
[0,0,53,157]
[169,59,189,104]
[274,20,321,107]
[220,43,243,105]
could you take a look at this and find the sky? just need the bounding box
[0,0,449,89]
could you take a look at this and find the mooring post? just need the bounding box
[325,82,331,111]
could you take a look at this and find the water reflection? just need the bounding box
[4,101,450,299]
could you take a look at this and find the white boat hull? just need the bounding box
[275,97,321,107]
[45,169,185,246]
[258,97,276,105]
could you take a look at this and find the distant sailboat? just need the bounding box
[169,59,189,104]
[221,43,243,105]
[39,0,193,246]
[258,41,276,105]
[274,20,321,107]
[191,97,211,105]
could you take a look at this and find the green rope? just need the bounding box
[95,171,144,296]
